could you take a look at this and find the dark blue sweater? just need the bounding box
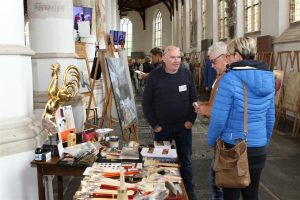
[142,65,197,129]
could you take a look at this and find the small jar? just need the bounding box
[109,136,119,149]
[68,131,76,147]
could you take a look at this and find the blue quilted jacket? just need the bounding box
[207,60,275,147]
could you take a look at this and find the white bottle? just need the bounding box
[67,131,76,147]
[117,167,128,200]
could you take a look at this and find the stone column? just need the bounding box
[172,1,178,45]
[183,0,190,52]
[212,0,219,43]
[236,0,244,37]
[111,0,119,30]
[196,0,202,51]
[177,0,182,49]
[0,0,46,157]
[0,0,46,199]
[28,0,85,132]
[105,0,118,31]
[204,0,217,47]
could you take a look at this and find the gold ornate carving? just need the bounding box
[42,63,80,134]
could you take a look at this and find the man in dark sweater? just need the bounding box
[142,45,198,200]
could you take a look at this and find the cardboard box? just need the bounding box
[34,151,51,162]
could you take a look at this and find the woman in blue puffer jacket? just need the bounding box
[207,37,275,200]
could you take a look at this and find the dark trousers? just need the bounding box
[222,167,263,200]
[209,158,223,200]
[154,127,195,198]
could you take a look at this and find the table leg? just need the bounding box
[57,176,64,200]
[37,166,45,200]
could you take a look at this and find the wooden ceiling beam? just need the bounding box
[138,9,146,30]
[161,0,174,20]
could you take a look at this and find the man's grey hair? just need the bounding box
[163,45,181,56]
[208,42,227,57]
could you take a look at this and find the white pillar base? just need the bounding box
[0,116,47,157]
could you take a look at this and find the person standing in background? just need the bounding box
[150,47,163,68]
[142,56,154,74]
[181,56,190,71]
[195,42,228,118]
[194,41,229,200]
[142,56,154,86]
[207,37,275,200]
[143,45,198,200]
[141,47,163,80]
[132,58,142,92]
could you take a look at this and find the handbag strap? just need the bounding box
[243,81,248,139]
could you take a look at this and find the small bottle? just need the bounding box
[67,131,76,147]
[117,167,128,200]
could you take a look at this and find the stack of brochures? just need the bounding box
[140,147,177,160]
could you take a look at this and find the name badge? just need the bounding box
[178,85,187,92]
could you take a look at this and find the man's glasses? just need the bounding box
[210,54,223,64]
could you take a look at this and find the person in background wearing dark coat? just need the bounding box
[141,47,163,80]
[142,56,154,86]
[194,41,229,200]
[142,45,198,200]
[150,47,163,68]
[142,56,154,74]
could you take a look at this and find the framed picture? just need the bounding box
[73,6,92,32]
[55,106,76,142]
[105,55,137,129]
[109,30,126,45]
[282,72,300,112]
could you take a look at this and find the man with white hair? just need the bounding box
[194,41,229,200]
[195,42,228,118]
[143,45,198,200]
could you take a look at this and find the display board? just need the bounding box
[273,70,284,106]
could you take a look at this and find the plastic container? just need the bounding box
[67,131,76,147]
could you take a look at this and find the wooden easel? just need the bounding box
[85,32,139,143]
[75,42,92,87]
[75,42,97,124]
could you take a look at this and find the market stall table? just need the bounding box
[31,156,189,200]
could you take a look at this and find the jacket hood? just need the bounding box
[229,60,270,70]
[228,60,274,97]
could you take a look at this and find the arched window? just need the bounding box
[202,0,207,39]
[218,0,228,40]
[244,0,261,33]
[120,17,132,56]
[290,0,300,23]
[153,11,162,48]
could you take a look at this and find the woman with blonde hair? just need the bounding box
[207,37,275,200]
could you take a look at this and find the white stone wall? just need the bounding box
[0,151,39,199]
[126,2,172,54]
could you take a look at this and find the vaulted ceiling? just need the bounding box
[118,0,184,29]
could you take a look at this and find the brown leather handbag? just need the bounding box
[213,82,251,188]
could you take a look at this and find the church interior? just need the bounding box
[0,0,300,199]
